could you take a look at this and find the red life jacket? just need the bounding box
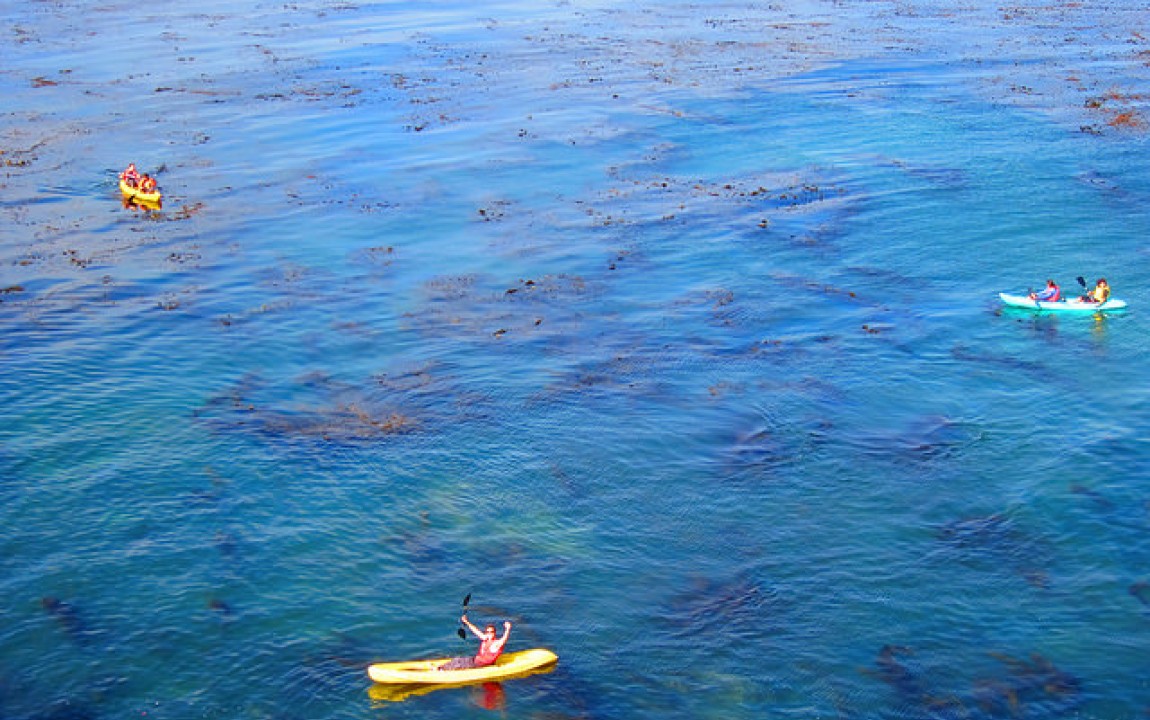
[473,636,505,667]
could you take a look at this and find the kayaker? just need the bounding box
[1029,279,1061,302]
[439,614,512,671]
[120,163,140,188]
[139,174,158,194]
[1083,278,1110,304]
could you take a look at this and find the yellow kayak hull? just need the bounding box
[119,178,162,204]
[367,648,558,686]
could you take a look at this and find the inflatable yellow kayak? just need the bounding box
[367,648,558,686]
[119,178,162,204]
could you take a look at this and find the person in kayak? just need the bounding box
[439,615,512,671]
[1082,278,1110,304]
[1029,279,1061,302]
[120,163,140,188]
[139,174,158,194]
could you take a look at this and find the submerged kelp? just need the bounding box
[40,597,97,647]
[862,645,1083,720]
[658,574,779,641]
[196,365,498,443]
[932,511,1055,588]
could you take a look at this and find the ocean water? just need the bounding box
[2,1,1149,718]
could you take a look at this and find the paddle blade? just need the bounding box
[462,593,471,607]
[1077,276,1087,288]
[457,628,466,639]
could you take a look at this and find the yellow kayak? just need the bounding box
[367,648,558,686]
[119,178,162,204]
[368,662,555,704]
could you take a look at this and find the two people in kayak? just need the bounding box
[439,614,512,671]
[120,163,157,194]
[1028,278,1111,304]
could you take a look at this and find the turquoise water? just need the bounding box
[3,1,1150,718]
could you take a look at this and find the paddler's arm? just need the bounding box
[491,621,512,652]
[461,614,484,639]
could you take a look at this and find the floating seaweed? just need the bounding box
[352,244,396,271]
[1083,91,1148,132]
[269,404,418,441]
[580,167,854,245]
[403,272,593,344]
[766,272,868,305]
[199,394,419,442]
[533,342,675,404]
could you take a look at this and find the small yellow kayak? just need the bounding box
[367,648,558,686]
[368,670,548,704]
[120,178,162,204]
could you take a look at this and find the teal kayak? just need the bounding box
[999,293,1127,312]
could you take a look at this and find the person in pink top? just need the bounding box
[1029,279,1061,302]
[120,163,141,188]
[439,614,512,670]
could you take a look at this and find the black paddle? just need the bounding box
[457,594,471,639]
[1077,276,1095,304]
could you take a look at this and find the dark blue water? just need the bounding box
[3,1,1149,718]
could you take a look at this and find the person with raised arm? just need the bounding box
[438,614,512,671]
